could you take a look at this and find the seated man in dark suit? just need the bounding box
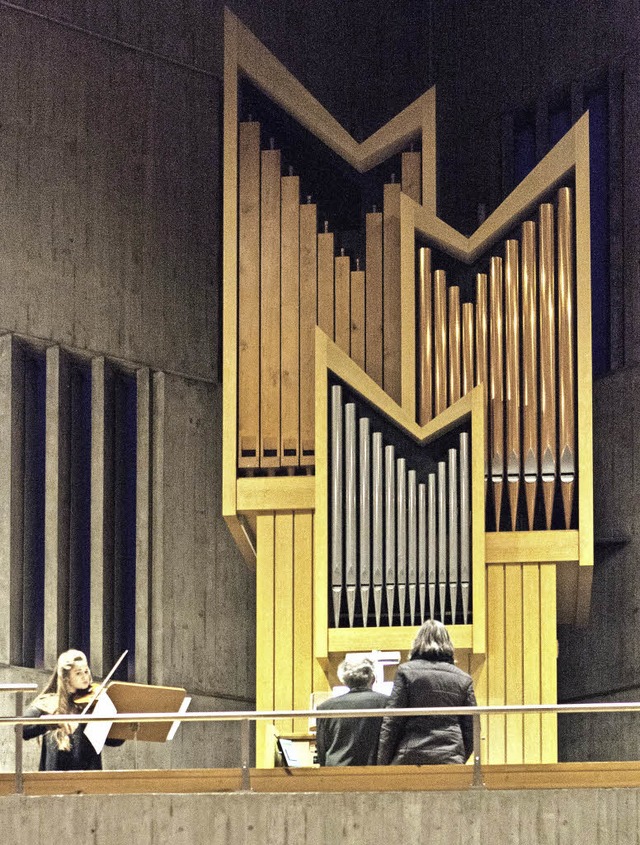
[315,656,388,766]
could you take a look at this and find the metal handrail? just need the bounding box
[4,698,640,795]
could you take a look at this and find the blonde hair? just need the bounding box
[33,649,91,751]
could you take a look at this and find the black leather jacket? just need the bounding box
[377,657,476,765]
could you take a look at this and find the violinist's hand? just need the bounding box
[58,720,75,736]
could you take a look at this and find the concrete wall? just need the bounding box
[0,0,255,771]
[3,789,640,844]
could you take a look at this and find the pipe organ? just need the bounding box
[223,9,593,768]
[330,383,472,629]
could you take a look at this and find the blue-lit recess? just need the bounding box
[114,372,137,680]
[70,362,92,655]
[24,351,46,667]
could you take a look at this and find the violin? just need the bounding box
[73,650,128,715]
[72,682,107,709]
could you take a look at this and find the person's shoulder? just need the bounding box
[317,693,346,710]
[29,693,58,715]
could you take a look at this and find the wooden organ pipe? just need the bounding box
[260,143,282,467]
[350,261,366,371]
[280,173,300,466]
[335,251,351,355]
[299,198,317,466]
[317,222,335,340]
[365,211,384,389]
[557,187,575,528]
[383,182,402,403]
[237,122,261,467]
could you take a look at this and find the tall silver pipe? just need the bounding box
[359,417,371,626]
[437,460,447,622]
[407,470,418,625]
[428,473,437,620]
[459,432,471,624]
[372,432,384,627]
[396,458,407,624]
[418,482,427,623]
[385,445,396,624]
[344,403,357,627]
[448,447,459,624]
[330,385,343,625]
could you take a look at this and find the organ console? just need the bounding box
[222,9,593,768]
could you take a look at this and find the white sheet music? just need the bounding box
[84,692,117,755]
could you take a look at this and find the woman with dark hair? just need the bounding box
[377,619,476,765]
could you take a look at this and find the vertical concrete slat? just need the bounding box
[136,367,150,683]
[10,339,25,666]
[44,346,70,666]
[0,335,14,664]
[150,371,165,686]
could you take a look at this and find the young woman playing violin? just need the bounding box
[23,649,123,771]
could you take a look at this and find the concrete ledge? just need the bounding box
[2,784,640,844]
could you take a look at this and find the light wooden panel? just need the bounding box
[274,513,294,734]
[540,564,558,761]
[334,254,351,355]
[487,564,506,764]
[260,148,282,467]
[238,121,261,469]
[293,512,313,733]
[383,182,402,403]
[522,565,541,763]
[504,564,523,764]
[350,267,366,371]
[256,513,275,767]
[280,175,300,467]
[299,202,318,466]
[317,229,335,339]
[365,211,383,387]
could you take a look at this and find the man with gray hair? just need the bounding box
[315,656,388,766]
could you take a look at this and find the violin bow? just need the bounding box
[79,649,129,716]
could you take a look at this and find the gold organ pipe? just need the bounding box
[521,220,538,530]
[489,257,504,529]
[448,286,461,405]
[557,187,575,528]
[505,239,520,531]
[461,302,474,397]
[475,273,489,495]
[539,203,557,529]
[434,269,448,417]
[419,247,433,425]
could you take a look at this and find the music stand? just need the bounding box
[104,681,187,746]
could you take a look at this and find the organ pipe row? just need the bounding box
[330,384,471,629]
[237,121,416,472]
[418,187,576,532]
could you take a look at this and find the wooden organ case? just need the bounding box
[222,9,593,767]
